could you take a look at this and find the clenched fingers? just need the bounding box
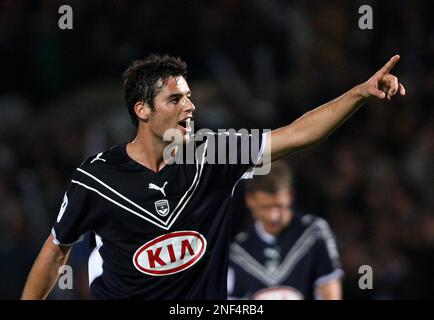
[399,83,406,95]
[387,75,399,97]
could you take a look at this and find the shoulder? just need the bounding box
[232,231,250,245]
[297,213,335,239]
[230,227,258,252]
[298,213,341,262]
[229,230,257,267]
[74,144,128,175]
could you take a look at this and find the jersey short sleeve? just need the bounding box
[199,129,268,183]
[311,220,344,288]
[51,170,95,246]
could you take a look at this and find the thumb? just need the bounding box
[367,86,386,99]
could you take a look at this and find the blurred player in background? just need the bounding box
[228,160,343,300]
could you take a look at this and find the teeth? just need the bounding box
[186,118,190,127]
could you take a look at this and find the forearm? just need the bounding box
[315,279,343,300]
[21,235,71,300]
[270,55,406,160]
[288,85,366,144]
[270,85,366,160]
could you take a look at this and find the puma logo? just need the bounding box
[91,152,106,164]
[148,182,168,197]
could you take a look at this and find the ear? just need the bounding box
[134,101,151,123]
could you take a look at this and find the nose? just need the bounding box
[268,209,281,223]
[184,97,195,113]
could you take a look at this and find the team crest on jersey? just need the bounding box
[133,231,207,276]
[154,199,170,216]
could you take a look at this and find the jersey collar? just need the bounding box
[254,221,277,245]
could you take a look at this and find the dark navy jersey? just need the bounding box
[228,213,343,300]
[51,132,266,299]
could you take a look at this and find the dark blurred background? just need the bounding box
[0,0,433,299]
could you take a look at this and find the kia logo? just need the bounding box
[133,231,207,276]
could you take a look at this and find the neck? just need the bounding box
[126,126,170,172]
[255,221,277,244]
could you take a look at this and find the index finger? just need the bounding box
[378,55,400,75]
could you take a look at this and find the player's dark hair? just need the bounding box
[245,160,293,194]
[122,54,188,127]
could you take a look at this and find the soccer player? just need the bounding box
[21,54,405,299]
[228,160,343,300]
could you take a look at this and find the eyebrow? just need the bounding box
[166,91,191,101]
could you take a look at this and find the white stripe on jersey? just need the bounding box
[71,179,173,230]
[230,132,268,197]
[72,140,208,230]
[230,221,331,286]
[88,233,104,285]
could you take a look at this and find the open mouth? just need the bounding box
[178,118,191,132]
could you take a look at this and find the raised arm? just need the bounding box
[21,234,72,300]
[269,55,405,161]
